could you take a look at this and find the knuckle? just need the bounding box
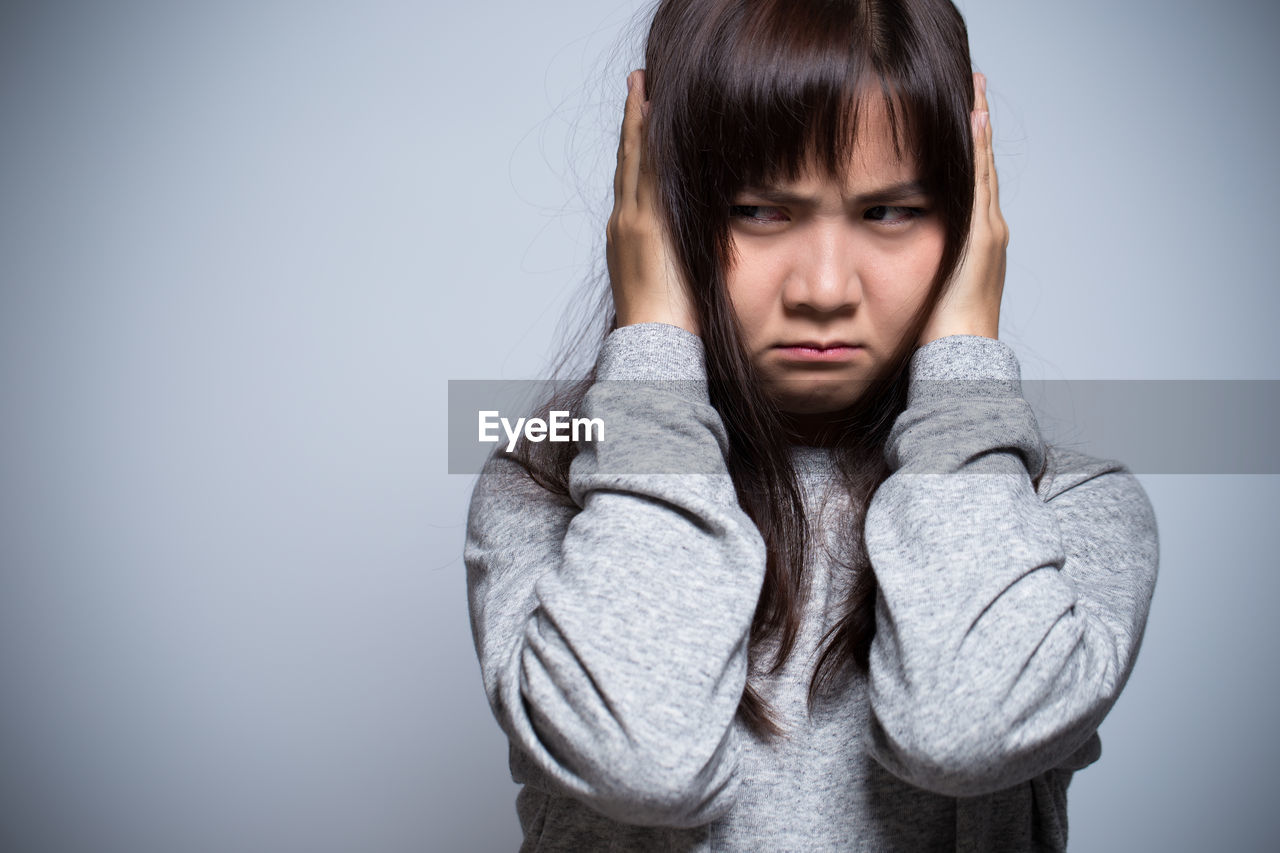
[617,208,650,235]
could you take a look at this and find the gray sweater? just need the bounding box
[464,323,1158,851]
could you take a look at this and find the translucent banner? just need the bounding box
[447,379,1280,475]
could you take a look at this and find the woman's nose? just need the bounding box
[782,228,861,314]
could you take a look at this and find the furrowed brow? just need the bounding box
[852,180,930,204]
[739,180,930,206]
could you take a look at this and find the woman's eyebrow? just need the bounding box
[740,180,930,205]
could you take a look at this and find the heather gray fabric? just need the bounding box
[465,323,1158,852]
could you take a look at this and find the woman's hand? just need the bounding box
[606,69,699,336]
[918,72,1007,346]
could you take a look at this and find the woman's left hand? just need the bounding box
[918,72,1007,346]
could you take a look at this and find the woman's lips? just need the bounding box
[773,343,862,363]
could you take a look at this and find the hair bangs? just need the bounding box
[701,1,923,192]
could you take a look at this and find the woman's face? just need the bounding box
[726,99,945,415]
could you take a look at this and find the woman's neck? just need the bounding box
[779,411,845,448]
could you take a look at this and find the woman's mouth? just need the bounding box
[773,342,862,363]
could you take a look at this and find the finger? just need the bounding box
[971,106,990,217]
[968,76,1000,219]
[975,73,1000,210]
[977,87,998,211]
[632,70,660,210]
[622,70,647,211]
[613,72,629,203]
[614,70,644,208]
[985,107,1000,210]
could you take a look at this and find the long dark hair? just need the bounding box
[518,0,976,740]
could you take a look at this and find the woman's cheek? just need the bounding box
[889,230,946,314]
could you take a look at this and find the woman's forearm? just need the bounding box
[466,323,766,827]
[863,334,1159,797]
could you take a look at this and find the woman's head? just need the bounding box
[642,0,974,420]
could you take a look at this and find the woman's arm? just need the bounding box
[862,334,1159,796]
[465,323,766,827]
[467,69,760,828]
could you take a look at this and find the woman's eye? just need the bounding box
[865,205,923,224]
[730,205,788,223]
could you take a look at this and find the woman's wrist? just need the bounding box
[917,307,1000,347]
[614,310,700,337]
[917,324,999,347]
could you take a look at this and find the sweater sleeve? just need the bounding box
[464,323,767,828]
[863,335,1159,797]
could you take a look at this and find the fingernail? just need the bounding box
[626,71,634,92]
[977,110,989,131]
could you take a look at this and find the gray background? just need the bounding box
[1,0,1276,851]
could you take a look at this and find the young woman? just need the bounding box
[466,0,1159,849]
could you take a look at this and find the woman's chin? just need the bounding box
[766,378,872,415]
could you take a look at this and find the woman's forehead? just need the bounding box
[757,143,922,198]
[745,90,921,189]
[747,157,925,204]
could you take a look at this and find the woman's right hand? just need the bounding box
[606,69,700,336]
